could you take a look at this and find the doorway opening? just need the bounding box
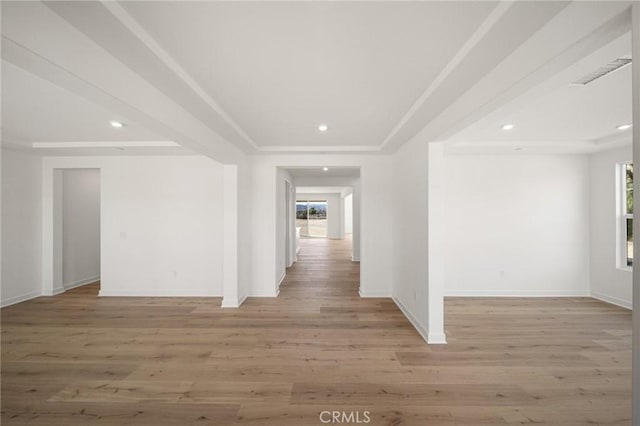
[57,169,101,294]
[277,166,361,296]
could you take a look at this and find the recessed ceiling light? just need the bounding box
[617,124,632,131]
[318,124,328,132]
[502,124,515,131]
[110,120,125,128]
[323,167,329,172]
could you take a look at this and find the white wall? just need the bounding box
[62,169,100,289]
[43,156,225,297]
[252,155,391,298]
[391,139,446,344]
[444,154,591,296]
[590,145,633,308]
[275,168,293,287]
[296,192,344,240]
[392,138,429,339]
[1,149,42,307]
[100,157,224,297]
[237,159,253,304]
[344,193,353,234]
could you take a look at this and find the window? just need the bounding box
[619,162,633,268]
[296,200,328,238]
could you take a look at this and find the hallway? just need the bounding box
[0,237,632,425]
[280,236,360,298]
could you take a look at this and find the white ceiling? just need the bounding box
[447,32,633,154]
[1,60,191,156]
[0,1,634,157]
[120,1,497,149]
[285,167,360,179]
[296,186,352,195]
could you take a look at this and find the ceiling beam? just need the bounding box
[46,1,258,153]
[389,1,632,152]
[1,2,244,164]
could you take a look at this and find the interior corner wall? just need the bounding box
[237,159,252,304]
[1,149,42,307]
[391,137,430,340]
[295,192,344,240]
[443,153,591,297]
[351,178,361,262]
[344,193,353,234]
[590,145,633,308]
[276,168,293,288]
[62,169,100,289]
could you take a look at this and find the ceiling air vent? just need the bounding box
[569,56,631,86]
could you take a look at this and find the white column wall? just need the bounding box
[1,149,43,307]
[344,193,353,234]
[631,3,640,423]
[427,143,446,343]
[222,164,240,307]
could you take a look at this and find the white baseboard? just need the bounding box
[64,275,100,290]
[221,297,240,308]
[591,291,632,310]
[393,296,428,344]
[221,294,248,308]
[444,290,590,297]
[248,290,279,297]
[42,286,65,297]
[358,288,391,298]
[99,289,220,297]
[427,332,448,344]
[277,271,286,288]
[393,296,447,345]
[351,256,360,262]
[1,290,42,308]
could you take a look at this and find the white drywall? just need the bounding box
[344,193,353,234]
[392,138,429,340]
[1,149,43,307]
[237,159,253,305]
[276,168,293,288]
[444,154,591,296]
[42,156,225,297]
[100,157,224,297]
[222,164,240,307]
[391,139,446,344]
[631,7,640,422]
[590,145,633,309]
[427,143,446,343]
[62,169,100,289]
[296,192,344,240]
[252,155,391,298]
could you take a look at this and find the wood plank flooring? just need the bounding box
[1,237,632,425]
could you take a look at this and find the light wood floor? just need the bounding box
[1,237,632,425]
